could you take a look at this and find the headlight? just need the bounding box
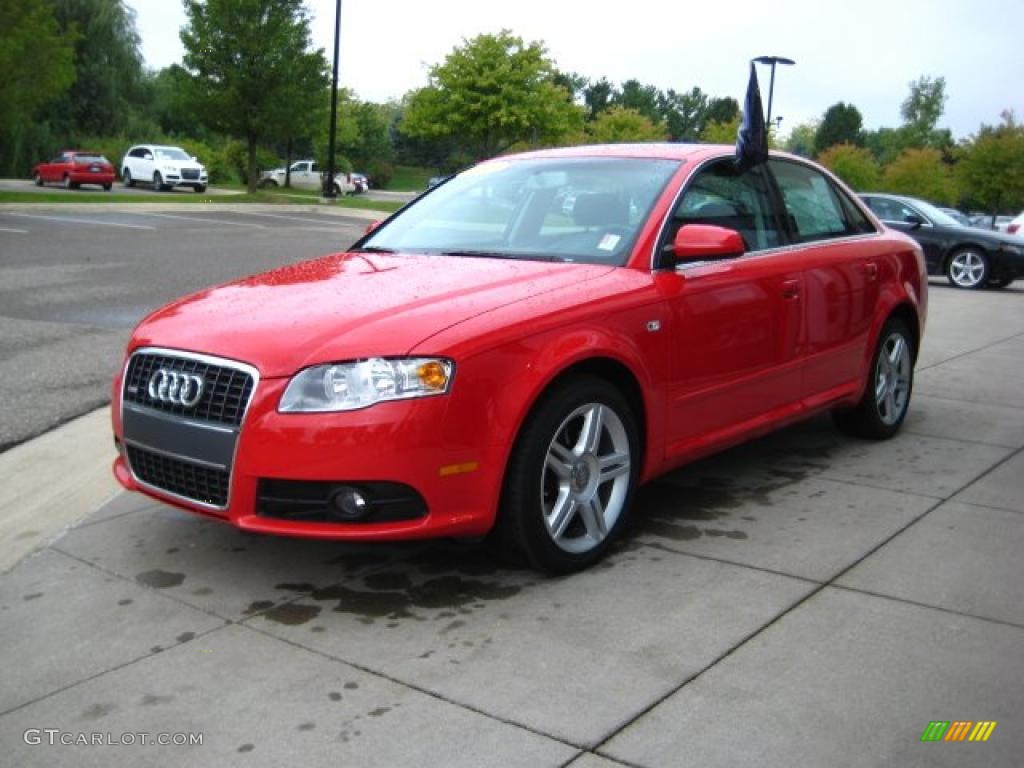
[279,357,453,413]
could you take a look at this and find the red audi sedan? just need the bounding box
[32,150,117,190]
[111,144,927,573]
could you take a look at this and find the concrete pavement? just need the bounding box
[0,282,1021,766]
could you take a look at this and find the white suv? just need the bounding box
[121,145,208,192]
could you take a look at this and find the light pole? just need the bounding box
[752,56,795,133]
[324,0,343,199]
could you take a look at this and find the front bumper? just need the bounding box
[112,364,502,541]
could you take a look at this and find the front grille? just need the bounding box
[181,169,200,180]
[123,352,254,427]
[127,444,229,507]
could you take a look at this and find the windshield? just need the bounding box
[155,148,191,161]
[911,198,962,228]
[361,156,680,266]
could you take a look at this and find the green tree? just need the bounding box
[956,112,1024,216]
[400,30,584,162]
[701,116,741,145]
[46,0,148,137]
[882,148,956,204]
[705,97,740,125]
[815,102,864,153]
[0,0,75,174]
[659,86,709,141]
[613,79,662,124]
[783,121,818,158]
[587,106,667,143]
[901,75,946,145]
[817,143,881,191]
[583,78,615,121]
[181,0,329,192]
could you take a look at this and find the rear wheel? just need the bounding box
[946,248,989,289]
[103,183,112,191]
[497,376,638,574]
[123,169,134,187]
[833,317,914,439]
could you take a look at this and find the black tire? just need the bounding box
[946,248,989,289]
[153,171,168,191]
[194,184,207,193]
[62,175,71,190]
[833,317,915,440]
[123,169,134,187]
[103,183,112,191]
[33,173,42,187]
[496,375,639,574]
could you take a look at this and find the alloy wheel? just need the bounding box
[874,332,911,425]
[540,402,631,554]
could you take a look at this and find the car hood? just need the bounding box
[131,253,615,377]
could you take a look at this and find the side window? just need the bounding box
[866,197,915,224]
[311,163,319,173]
[770,160,874,242]
[670,161,781,252]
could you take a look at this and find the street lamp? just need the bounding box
[752,56,795,133]
[323,0,343,200]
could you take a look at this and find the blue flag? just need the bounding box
[736,63,768,170]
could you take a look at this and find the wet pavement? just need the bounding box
[0,283,1022,766]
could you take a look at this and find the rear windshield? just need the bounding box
[74,154,109,164]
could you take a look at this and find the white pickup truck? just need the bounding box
[258,159,355,195]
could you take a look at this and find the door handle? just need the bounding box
[781,279,800,299]
[862,262,879,281]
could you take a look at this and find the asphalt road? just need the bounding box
[0,205,370,450]
[0,178,241,197]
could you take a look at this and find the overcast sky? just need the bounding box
[126,0,1024,141]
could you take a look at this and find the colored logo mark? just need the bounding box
[920,721,997,742]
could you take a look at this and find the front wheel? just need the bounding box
[497,376,639,574]
[833,317,914,439]
[153,171,169,191]
[194,184,207,193]
[62,175,72,189]
[947,248,989,289]
[33,173,42,187]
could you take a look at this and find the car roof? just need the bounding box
[488,143,817,173]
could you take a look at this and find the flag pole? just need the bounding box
[752,56,795,134]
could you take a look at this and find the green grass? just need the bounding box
[388,165,435,192]
[0,189,402,213]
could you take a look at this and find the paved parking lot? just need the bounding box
[0,204,372,449]
[0,218,1021,765]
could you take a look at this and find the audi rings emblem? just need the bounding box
[148,369,205,407]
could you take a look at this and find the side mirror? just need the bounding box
[670,224,745,264]
[364,221,381,235]
[904,213,925,228]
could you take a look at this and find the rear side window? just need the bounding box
[770,160,875,242]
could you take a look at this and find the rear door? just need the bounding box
[769,160,882,405]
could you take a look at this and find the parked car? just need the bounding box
[937,207,971,227]
[121,145,208,192]
[258,159,355,195]
[350,172,369,193]
[1007,212,1023,236]
[861,193,1023,289]
[111,144,926,574]
[32,151,116,191]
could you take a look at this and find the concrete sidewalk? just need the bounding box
[0,283,1021,767]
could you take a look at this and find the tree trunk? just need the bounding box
[246,134,258,194]
[284,136,293,188]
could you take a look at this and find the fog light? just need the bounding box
[329,486,370,520]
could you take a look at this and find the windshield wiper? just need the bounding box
[439,249,564,262]
[353,245,396,254]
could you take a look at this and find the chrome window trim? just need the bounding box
[120,346,261,512]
